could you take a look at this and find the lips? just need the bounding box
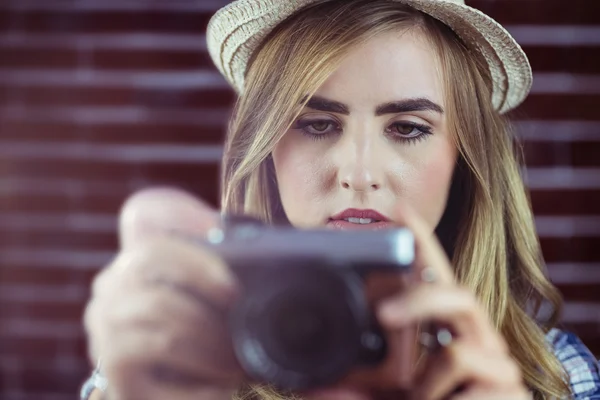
[327,208,393,231]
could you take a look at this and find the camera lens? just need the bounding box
[230,263,370,390]
[265,293,333,366]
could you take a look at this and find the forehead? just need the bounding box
[315,29,444,108]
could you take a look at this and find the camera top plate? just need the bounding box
[203,223,415,271]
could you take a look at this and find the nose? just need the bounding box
[340,168,381,191]
[338,144,383,192]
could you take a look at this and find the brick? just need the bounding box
[0,231,118,251]
[510,95,600,121]
[530,190,600,215]
[0,120,83,141]
[10,87,138,108]
[2,158,221,182]
[0,393,74,400]
[0,365,87,393]
[0,266,96,286]
[523,141,600,167]
[1,85,234,110]
[1,302,86,321]
[0,14,11,32]
[8,11,212,34]
[0,191,125,214]
[556,284,600,303]
[470,0,600,25]
[92,49,214,71]
[0,336,87,364]
[0,47,79,69]
[0,179,220,211]
[540,237,600,263]
[525,46,600,74]
[0,118,229,144]
[0,186,219,215]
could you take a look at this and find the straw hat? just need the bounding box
[207,0,533,114]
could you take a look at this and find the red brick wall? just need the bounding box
[0,1,598,399]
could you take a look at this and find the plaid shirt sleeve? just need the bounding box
[547,328,600,399]
[79,330,600,400]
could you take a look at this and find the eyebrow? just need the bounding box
[302,95,444,116]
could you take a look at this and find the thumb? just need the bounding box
[118,186,222,250]
[390,201,454,285]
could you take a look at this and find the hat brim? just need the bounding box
[207,0,532,114]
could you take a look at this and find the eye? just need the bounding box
[387,121,432,143]
[294,119,341,139]
[307,120,332,133]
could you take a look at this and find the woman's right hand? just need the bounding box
[83,187,245,400]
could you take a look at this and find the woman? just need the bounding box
[81,0,600,399]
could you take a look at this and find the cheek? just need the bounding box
[272,136,332,223]
[397,141,457,229]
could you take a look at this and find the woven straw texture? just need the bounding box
[207,0,533,114]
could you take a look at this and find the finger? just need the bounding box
[412,342,522,400]
[99,286,244,384]
[391,202,454,285]
[105,344,239,400]
[106,361,238,400]
[340,326,419,390]
[378,285,506,351]
[450,389,532,400]
[96,236,239,310]
[102,325,239,388]
[119,187,221,249]
[116,385,237,400]
[83,297,106,366]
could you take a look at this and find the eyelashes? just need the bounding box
[292,118,433,144]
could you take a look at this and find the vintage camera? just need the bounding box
[204,216,415,391]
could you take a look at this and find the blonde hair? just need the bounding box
[220,1,570,398]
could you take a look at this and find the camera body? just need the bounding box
[204,217,415,391]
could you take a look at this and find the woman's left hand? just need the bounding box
[373,203,532,400]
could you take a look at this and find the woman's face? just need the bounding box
[272,29,458,231]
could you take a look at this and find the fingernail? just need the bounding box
[205,262,239,294]
[378,300,407,325]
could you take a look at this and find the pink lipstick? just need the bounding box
[327,208,393,231]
